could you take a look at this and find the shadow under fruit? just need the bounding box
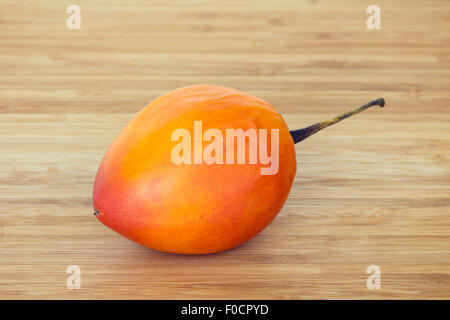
[93,85,385,254]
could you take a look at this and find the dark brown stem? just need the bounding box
[290,98,385,144]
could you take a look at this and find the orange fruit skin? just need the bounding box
[93,85,297,254]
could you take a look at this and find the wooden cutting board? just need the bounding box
[1,0,449,299]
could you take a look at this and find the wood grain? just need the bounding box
[1,0,449,299]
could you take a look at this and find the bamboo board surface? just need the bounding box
[1,0,449,299]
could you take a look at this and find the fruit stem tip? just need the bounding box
[373,98,385,107]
